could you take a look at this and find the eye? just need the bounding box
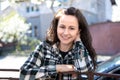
[70,27,75,30]
[59,25,65,29]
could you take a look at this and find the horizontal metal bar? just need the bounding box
[58,71,120,79]
[94,72,120,78]
[0,78,19,80]
[0,69,19,72]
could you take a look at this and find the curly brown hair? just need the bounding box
[46,7,97,70]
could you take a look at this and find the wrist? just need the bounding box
[56,65,61,73]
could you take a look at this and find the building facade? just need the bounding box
[70,0,113,24]
[1,0,114,41]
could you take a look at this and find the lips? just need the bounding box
[61,36,70,40]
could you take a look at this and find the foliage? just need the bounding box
[0,11,30,44]
[27,37,40,50]
[15,37,40,51]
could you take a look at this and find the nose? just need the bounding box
[63,29,69,35]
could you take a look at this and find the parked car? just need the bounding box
[95,53,120,80]
[58,53,120,80]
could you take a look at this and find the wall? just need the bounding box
[89,22,120,55]
[72,0,98,25]
[97,0,112,22]
[39,13,53,41]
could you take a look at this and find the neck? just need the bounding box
[59,43,73,52]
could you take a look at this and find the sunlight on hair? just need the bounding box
[55,9,65,19]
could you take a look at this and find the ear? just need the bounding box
[79,29,81,32]
[78,29,81,35]
[78,29,81,38]
[75,32,81,42]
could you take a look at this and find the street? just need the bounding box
[0,55,27,79]
[0,54,111,79]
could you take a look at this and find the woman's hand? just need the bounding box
[56,65,78,78]
[56,65,75,72]
[74,33,80,42]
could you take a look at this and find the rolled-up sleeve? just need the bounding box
[74,41,94,72]
[19,42,57,80]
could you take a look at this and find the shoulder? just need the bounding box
[74,40,85,49]
[35,41,52,51]
[32,41,52,57]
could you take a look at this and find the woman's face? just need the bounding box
[57,14,80,46]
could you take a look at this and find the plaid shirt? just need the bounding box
[20,41,93,80]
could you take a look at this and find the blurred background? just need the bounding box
[0,0,120,74]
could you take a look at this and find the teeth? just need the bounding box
[63,37,69,40]
[61,35,69,40]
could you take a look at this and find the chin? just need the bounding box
[61,41,72,45]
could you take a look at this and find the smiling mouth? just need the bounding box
[62,36,70,40]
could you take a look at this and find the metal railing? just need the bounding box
[0,69,19,80]
[0,69,120,80]
[58,71,120,80]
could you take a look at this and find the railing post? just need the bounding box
[87,71,94,80]
[59,72,62,80]
[58,71,120,80]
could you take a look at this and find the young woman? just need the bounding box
[20,7,97,80]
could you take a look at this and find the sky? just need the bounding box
[112,0,120,21]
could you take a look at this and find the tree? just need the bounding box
[0,10,30,46]
[47,0,75,13]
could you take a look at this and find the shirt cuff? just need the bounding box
[47,65,56,75]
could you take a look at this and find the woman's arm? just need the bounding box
[74,40,94,72]
[19,42,57,80]
[56,65,75,72]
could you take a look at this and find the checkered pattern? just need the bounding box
[19,41,93,80]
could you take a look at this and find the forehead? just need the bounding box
[59,14,78,25]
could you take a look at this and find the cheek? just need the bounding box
[57,28,61,38]
[73,33,78,38]
[72,31,79,38]
[57,27,63,35]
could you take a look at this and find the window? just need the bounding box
[34,26,37,37]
